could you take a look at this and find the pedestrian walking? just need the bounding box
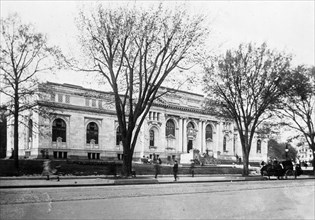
[154,158,162,178]
[173,160,179,181]
[42,160,53,180]
[42,160,60,181]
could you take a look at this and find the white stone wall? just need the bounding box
[6,82,269,162]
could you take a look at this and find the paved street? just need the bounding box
[1,179,314,219]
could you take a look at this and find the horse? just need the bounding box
[260,161,286,179]
[261,160,302,180]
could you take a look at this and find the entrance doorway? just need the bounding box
[187,140,193,153]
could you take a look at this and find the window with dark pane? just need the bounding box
[205,124,212,140]
[28,119,33,140]
[223,135,227,152]
[86,122,99,144]
[257,139,261,153]
[166,120,175,136]
[52,119,66,142]
[116,126,122,145]
[150,130,155,146]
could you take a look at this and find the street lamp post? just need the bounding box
[285,144,289,161]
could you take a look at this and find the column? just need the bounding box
[178,118,183,152]
[203,121,207,153]
[183,118,187,153]
[216,122,221,157]
[198,120,202,153]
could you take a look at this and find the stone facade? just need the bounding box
[6,82,268,163]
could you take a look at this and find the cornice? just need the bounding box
[38,101,117,116]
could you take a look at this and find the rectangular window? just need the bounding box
[58,152,63,158]
[88,153,91,159]
[58,94,63,102]
[85,98,90,106]
[92,99,96,107]
[97,153,100,160]
[50,94,55,101]
[65,95,70,103]
[98,100,102,108]
[63,152,67,159]
[149,112,152,120]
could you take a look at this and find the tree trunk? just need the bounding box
[312,151,315,176]
[122,146,132,177]
[242,145,250,176]
[14,87,19,173]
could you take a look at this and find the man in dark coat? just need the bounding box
[173,160,179,181]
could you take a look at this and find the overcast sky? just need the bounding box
[1,0,314,88]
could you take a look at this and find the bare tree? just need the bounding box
[203,43,293,176]
[0,14,63,171]
[277,66,315,173]
[75,4,208,176]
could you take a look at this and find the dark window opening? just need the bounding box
[150,130,155,146]
[223,136,227,152]
[257,140,261,153]
[28,119,33,140]
[86,122,99,144]
[166,120,175,136]
[52,119,66,142]
[206,124,212,140]
[116,126,122,145]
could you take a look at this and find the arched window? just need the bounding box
[52,118,66,142]
[187,122,194,129]
[86,122,99,144]
[116,126,122,145]
[166,120,175,137]
[205,124,212,140]
[223,135,227,152]
[150,130,155,146]
[257,139,261,153]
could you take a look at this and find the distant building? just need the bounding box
[6,82,267,163]
[297,144,314,163]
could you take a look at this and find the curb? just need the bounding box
[0,176,266,189]
[0,176,313,189]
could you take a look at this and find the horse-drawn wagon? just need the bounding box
[260,160,303,180]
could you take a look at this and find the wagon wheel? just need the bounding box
[285,169,294,179]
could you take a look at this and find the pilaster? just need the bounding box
[183,117,187,153]
[178,118,183,152]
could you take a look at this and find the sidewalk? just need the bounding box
[1,174,314,188]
